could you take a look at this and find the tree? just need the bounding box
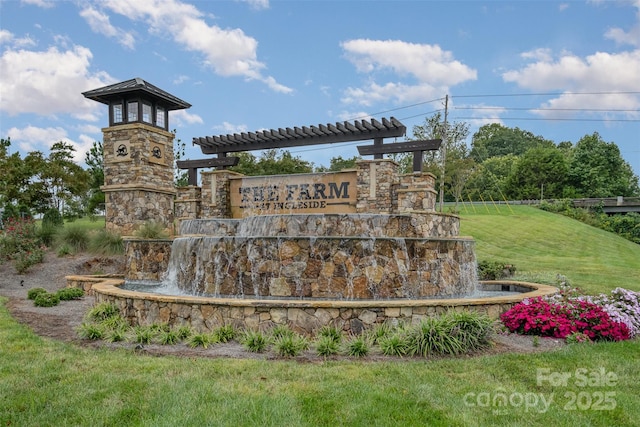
[85,141,105,215]
[567,132,639,198]
[230,149,313,176]
[315,156,361,172]
[464,154,519,201]
[40,141,90,216]
[0,138,50,214]
[504,146,569,200]
[470,124,554,162]
[407,112,474,205]
[172,130,189,187]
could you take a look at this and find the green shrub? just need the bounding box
[134,221,169,239]
[42,208,64,228]
[87,302,120,321]
[188,333,211,349]
[315,335,340,357]
[34,292,60,307]
[38,222,59,246]
[477,260,516,280]
[212,324,236,343]
[176,325,193,340]
[317,325,343,343]
[133,326,156,344]
[270,324,295,340]
[379,333,409,357]
[77,323,105,340]
[100,314,130,331]
[57,224,90,253]
[344,335,370,357]
[242,330,269,353]
[273,333,308,357]
[366,322,393,344]
[56,243,72,257]
[445,310,493,351]
[158,329,180,345]
[106,328,128,343]
[56,287,84,301]
[406,317,464,357]
[27,287,48,300]
[14,248,45,274]
[89,229,124,255]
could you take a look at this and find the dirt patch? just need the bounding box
[0,251,566,360]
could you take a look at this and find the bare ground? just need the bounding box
[0,251,567,360]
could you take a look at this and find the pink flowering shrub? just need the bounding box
[577,288,640,338]
[0,217,46,273]
[541,281,640,339]
[500,297,630,342]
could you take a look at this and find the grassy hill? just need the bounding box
[459,205,640,294]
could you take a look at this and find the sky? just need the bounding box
[1,0,639,179]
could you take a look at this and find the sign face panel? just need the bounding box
[229,171,357,217]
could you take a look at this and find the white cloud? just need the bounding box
[8,125,95,164]
[100,0,291,93]
[80,6,136,50]
[342,81,441,107]
[502,49,640,117]
[214,121,248,134]
[0,29,37,48]
[340,39,476,106]
[236,0,269,11]
[503,49,640,91]
[520,48,554,63]
[170,109,204,126]
[604,0,640,47]
[0,45,116,118]
[335,111,372,122]
[74,124,102,134]
[342,39,476,85]
[0,30,12,44]
[21,0,55,8]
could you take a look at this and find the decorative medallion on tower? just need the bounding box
[82,78,191,235]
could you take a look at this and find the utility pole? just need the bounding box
[439,95,449,212]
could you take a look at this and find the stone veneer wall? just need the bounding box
[355,160,399,213]
[175,186,201,229]
[101,123,176,235]
[178,160,442,221]
[396,172,438,213]
[125,239,172,281]
[86,278,557,335]
[200,170,245,218]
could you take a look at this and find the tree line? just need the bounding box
[0,138,103,220]
[1,115,638,221]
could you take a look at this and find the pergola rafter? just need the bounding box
[192,117,406,155]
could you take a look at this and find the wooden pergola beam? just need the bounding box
[357,139,442,172]
[177,157,240,186]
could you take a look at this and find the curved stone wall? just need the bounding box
[74,276,558,335]
[166,236,477,299]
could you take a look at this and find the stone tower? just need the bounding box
[83,78,191,235]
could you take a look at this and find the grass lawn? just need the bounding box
[2,208,639,426]
[460,205,640,294]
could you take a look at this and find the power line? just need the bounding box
[453,116,640,122]
[452,91,640,98]
[345,97,444,122]
[454,106,640,113]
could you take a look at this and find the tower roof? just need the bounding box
[82,77,191,110]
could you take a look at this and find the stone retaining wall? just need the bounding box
[84,278,558,336]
